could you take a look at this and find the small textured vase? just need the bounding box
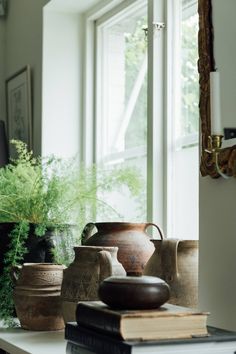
[81,222,164,274]
[144,239,198,308]
[13,263,65,331]
[60,245,126,322]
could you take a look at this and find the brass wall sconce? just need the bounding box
[198,0,236,178]
[205,134,229,179]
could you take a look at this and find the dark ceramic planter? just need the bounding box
[0,223,55,276]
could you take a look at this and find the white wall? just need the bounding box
[42,11,82,158]
[199,0,236,330]
[4,0,50,155]
[173,146,199,240]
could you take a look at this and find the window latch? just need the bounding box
[142,22,166,38]
[153,22,165,31]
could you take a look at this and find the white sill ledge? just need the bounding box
[0,326,66,354]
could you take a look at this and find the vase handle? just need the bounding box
[160,239,180,282]
[81,222,96,244]
[145,223,165,239]
[98,250,113,282]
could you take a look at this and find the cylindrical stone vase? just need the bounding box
[13,263,65,331]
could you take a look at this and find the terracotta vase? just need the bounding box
[60,245,126,322]
[81,222,163,274]
[143,239,198,308]
[13,263,65,331]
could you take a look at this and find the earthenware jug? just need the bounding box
[60,245,126,322]
[144,239,198,308]
[13,263,65,331]
[81,222,164,274]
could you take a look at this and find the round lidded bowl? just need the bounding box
[98,275,170,310]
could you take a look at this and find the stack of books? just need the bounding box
[65,301,213,354]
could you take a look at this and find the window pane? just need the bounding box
[96,4,147,220]
[124,18,147,150]
[175,0,199,146]
[99,9,147,156]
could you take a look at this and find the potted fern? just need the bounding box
[0,140,142,325]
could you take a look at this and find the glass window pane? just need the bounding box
[175,0,199,145]
[96,4,147,221]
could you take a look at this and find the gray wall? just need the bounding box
[3,0,49,155]
[0,18,5,123]
[199,0,236,330]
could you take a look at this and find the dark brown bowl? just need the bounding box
[98,275,170,310]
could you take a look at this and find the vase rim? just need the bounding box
[74,245,118,251]
[151,239,198,246]
[22,263,65,268]
[95,222,148,225]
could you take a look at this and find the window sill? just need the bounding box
[0,325,65,354]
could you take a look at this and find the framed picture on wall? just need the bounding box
[6,65,32,156]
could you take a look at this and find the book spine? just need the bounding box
[65,324,131,354]
[76,304,122,337]
[66,341,96,354]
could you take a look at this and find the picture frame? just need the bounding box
[6,65,32,156]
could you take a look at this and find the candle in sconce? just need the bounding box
[210,71,222,135]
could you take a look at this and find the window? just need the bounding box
[95,0,148,220]
[83,0,199,238]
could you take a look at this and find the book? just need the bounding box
[75,301,209,340]
[65,323,236,354]
[66,341,96,354]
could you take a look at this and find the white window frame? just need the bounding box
[147,0,166,230]
[82,0,198,238]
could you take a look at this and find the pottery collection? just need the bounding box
[81,222,164,274]
[11,222,199,330]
